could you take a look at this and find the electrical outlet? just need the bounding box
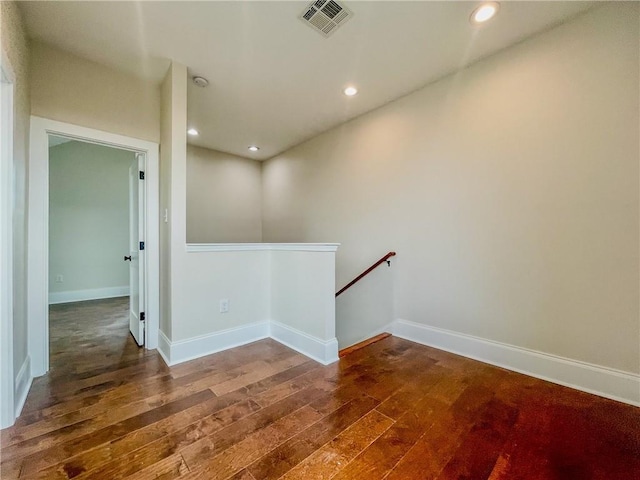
[219,299,229,313]
[55,274,64,283]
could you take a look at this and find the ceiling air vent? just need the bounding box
[299,0,353,38]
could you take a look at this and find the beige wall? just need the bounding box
[176,250,269,342]
[187,145,262,243]
[1,1,31,385]
[270,250,336,341]
[49,141,133,297]
[30,42,160,143]
[160,246,337,366]
[159,62,188,339]
[262,4,640,373]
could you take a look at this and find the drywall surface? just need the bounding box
[159,62,188,339]
[270,250,336,341]
[335,261,394,349]
[176,249,269,341]
[159,244,339,366]
[1,0,31,392]
[30,42,160,143]
[186,145,262,243]
[48,141,133,300]
[262,4,640,374]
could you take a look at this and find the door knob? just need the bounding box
[124,255,132,261]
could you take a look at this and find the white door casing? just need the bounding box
[28,117,160,377]
[0,53,15,428]
[128,154,145,346]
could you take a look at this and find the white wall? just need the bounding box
[159,62,188,340]
[270,250,336,341]
[30,42,160,143]
[186,145,262,243]
[48,140,133,302]
[262,3,639,377]
[177,249,269,341]
[159,244,338,366]
[1,0,31,420]
[335,261,393,349]
[172,247,336,343]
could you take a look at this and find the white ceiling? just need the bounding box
[20,1,597,160]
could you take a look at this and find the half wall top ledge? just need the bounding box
[186,243,340,252]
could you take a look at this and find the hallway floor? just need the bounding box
[1,297,638,479]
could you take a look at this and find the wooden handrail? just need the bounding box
[335,252,396,297]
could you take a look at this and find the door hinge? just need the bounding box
[139,171,145,180]
[139,241,145,250]
[140,312,145,321]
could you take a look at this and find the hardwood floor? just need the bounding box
[1,297,639,479]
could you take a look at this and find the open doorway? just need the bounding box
[28,117,159,377]
[48,138,146,362]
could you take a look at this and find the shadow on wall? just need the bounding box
[336,260,394,349]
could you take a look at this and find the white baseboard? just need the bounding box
[270,320,339,366]
[392,319,640,407]
[158,320,338,368]
[157,330,171,366]
[14,355,32,419]
[158,321,270,366]
[49,286,130,305]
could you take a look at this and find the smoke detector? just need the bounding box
[192,76,209,88]
[299,0,353,38]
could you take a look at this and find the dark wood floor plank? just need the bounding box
[249,363,326,408]
[1,297,638,480]
[329,392,451,480]
[384,409,470,480]
[488,385,640,480]
[247,394,380,480]
[8,350,309,454]
[375,364,449,419]
[30,396,259,480]
[167,339,290,380]
[179,386,328,468]
[384,382,497,480]
[10,364,170,432]
[436,397,518,479]
[4,371,176,446]
[182,405,323,479]
[209,354,309,396]
[279,409,395,480]
[53,398,262,480]
[5,385,215,461]
[68,385,326,480]
[35,360,324,480]
[226,470,257,480]
[126,453,190,480]
[16,389,216,477]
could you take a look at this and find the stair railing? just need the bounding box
[335,252,396,297]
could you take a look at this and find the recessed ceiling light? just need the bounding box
[470,2,499,25]
[248,146,260,152]
[187,128,199,136]
[343,86,358,97]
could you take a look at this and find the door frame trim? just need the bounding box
[1,50,16,428]
[28,116,160,376]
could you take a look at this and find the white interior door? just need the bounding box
[128,154,145,346]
